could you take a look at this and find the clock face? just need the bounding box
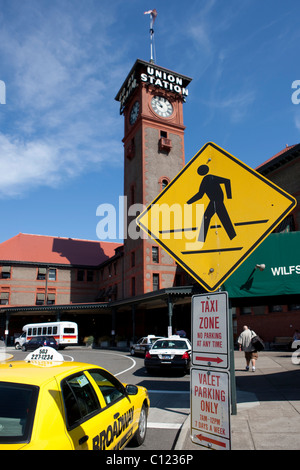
[151,96,173,118]
[130,101,140,125]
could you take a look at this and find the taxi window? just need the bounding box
[0,382,38,444]
[61,373,100,429]
[88,370,126,407]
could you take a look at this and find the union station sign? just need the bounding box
[115,59,192,113]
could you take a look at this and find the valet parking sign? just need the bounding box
[191,292,231,450]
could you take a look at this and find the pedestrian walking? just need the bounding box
[237,325,258,372]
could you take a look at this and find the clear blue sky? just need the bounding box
[0,0,299,244]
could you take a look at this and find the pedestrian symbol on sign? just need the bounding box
[187,164,236,243]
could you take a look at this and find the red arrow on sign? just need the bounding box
[196,433,226,448]
[195,356,223,364]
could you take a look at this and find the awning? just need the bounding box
[223,232,300,298]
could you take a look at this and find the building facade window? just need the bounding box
[36,292,45,305]
[37,267,46,280]
[152,246,159,263]
[1,266,11,279]
[240,306,252,315]
[48,268,56,281]
[47,292,56,305]
[0,291,9,305]
[87,270,94,282]
[268,305,283,313]
[153,273,159,291]
[77,269,85,281]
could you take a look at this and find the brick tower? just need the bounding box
[115,59,192,297]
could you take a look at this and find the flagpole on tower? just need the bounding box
[144,9,157,64]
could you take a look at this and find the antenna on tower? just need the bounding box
[144,9,157,63]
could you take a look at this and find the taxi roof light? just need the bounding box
[24,347,65,367]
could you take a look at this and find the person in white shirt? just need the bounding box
[237,325,258,372]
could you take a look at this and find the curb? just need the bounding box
[174,414,190,450]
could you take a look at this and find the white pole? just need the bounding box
[150,13,154,63]
[144,10,157,63]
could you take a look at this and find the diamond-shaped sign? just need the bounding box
[137,142,297,291]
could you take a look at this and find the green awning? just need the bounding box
[223,232,300,298]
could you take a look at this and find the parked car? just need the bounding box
[145,336,191,374]
[22,336,58,351]
[14,332,26,350]
[130,335,164,356]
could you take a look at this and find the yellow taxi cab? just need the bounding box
[0,347,150,450]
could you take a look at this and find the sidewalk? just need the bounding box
[176,351,300,450]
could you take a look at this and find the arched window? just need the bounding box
[159,177,170,191]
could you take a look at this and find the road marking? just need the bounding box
[147,422,182,429]
[100,352,136,377]
[62,354,74,362]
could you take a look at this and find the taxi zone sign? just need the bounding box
[192,292,229,369]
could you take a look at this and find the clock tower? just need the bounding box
[115,59,192,298]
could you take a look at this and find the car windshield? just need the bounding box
[0,382,38,444]
[152,340,188,349]
[149,337,160,344]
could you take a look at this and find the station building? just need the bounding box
[0,58,299,346]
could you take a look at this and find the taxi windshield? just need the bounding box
[0,382,38,444]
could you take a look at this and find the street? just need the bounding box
[8,346,300,451]
[9,346,191,451]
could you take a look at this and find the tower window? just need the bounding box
[131,277,136,296]
[159,177,170,191]
[152,246,159,263]
[162,179,169,189]
[153,273,159,291]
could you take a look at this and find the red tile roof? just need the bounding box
[0,233,122,267]
[256,144,298,170]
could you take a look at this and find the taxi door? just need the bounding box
[85,369,136,450]
[61,370,135,450]
[61,371,104,450]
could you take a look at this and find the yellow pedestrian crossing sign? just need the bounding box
[137,142,297,291]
